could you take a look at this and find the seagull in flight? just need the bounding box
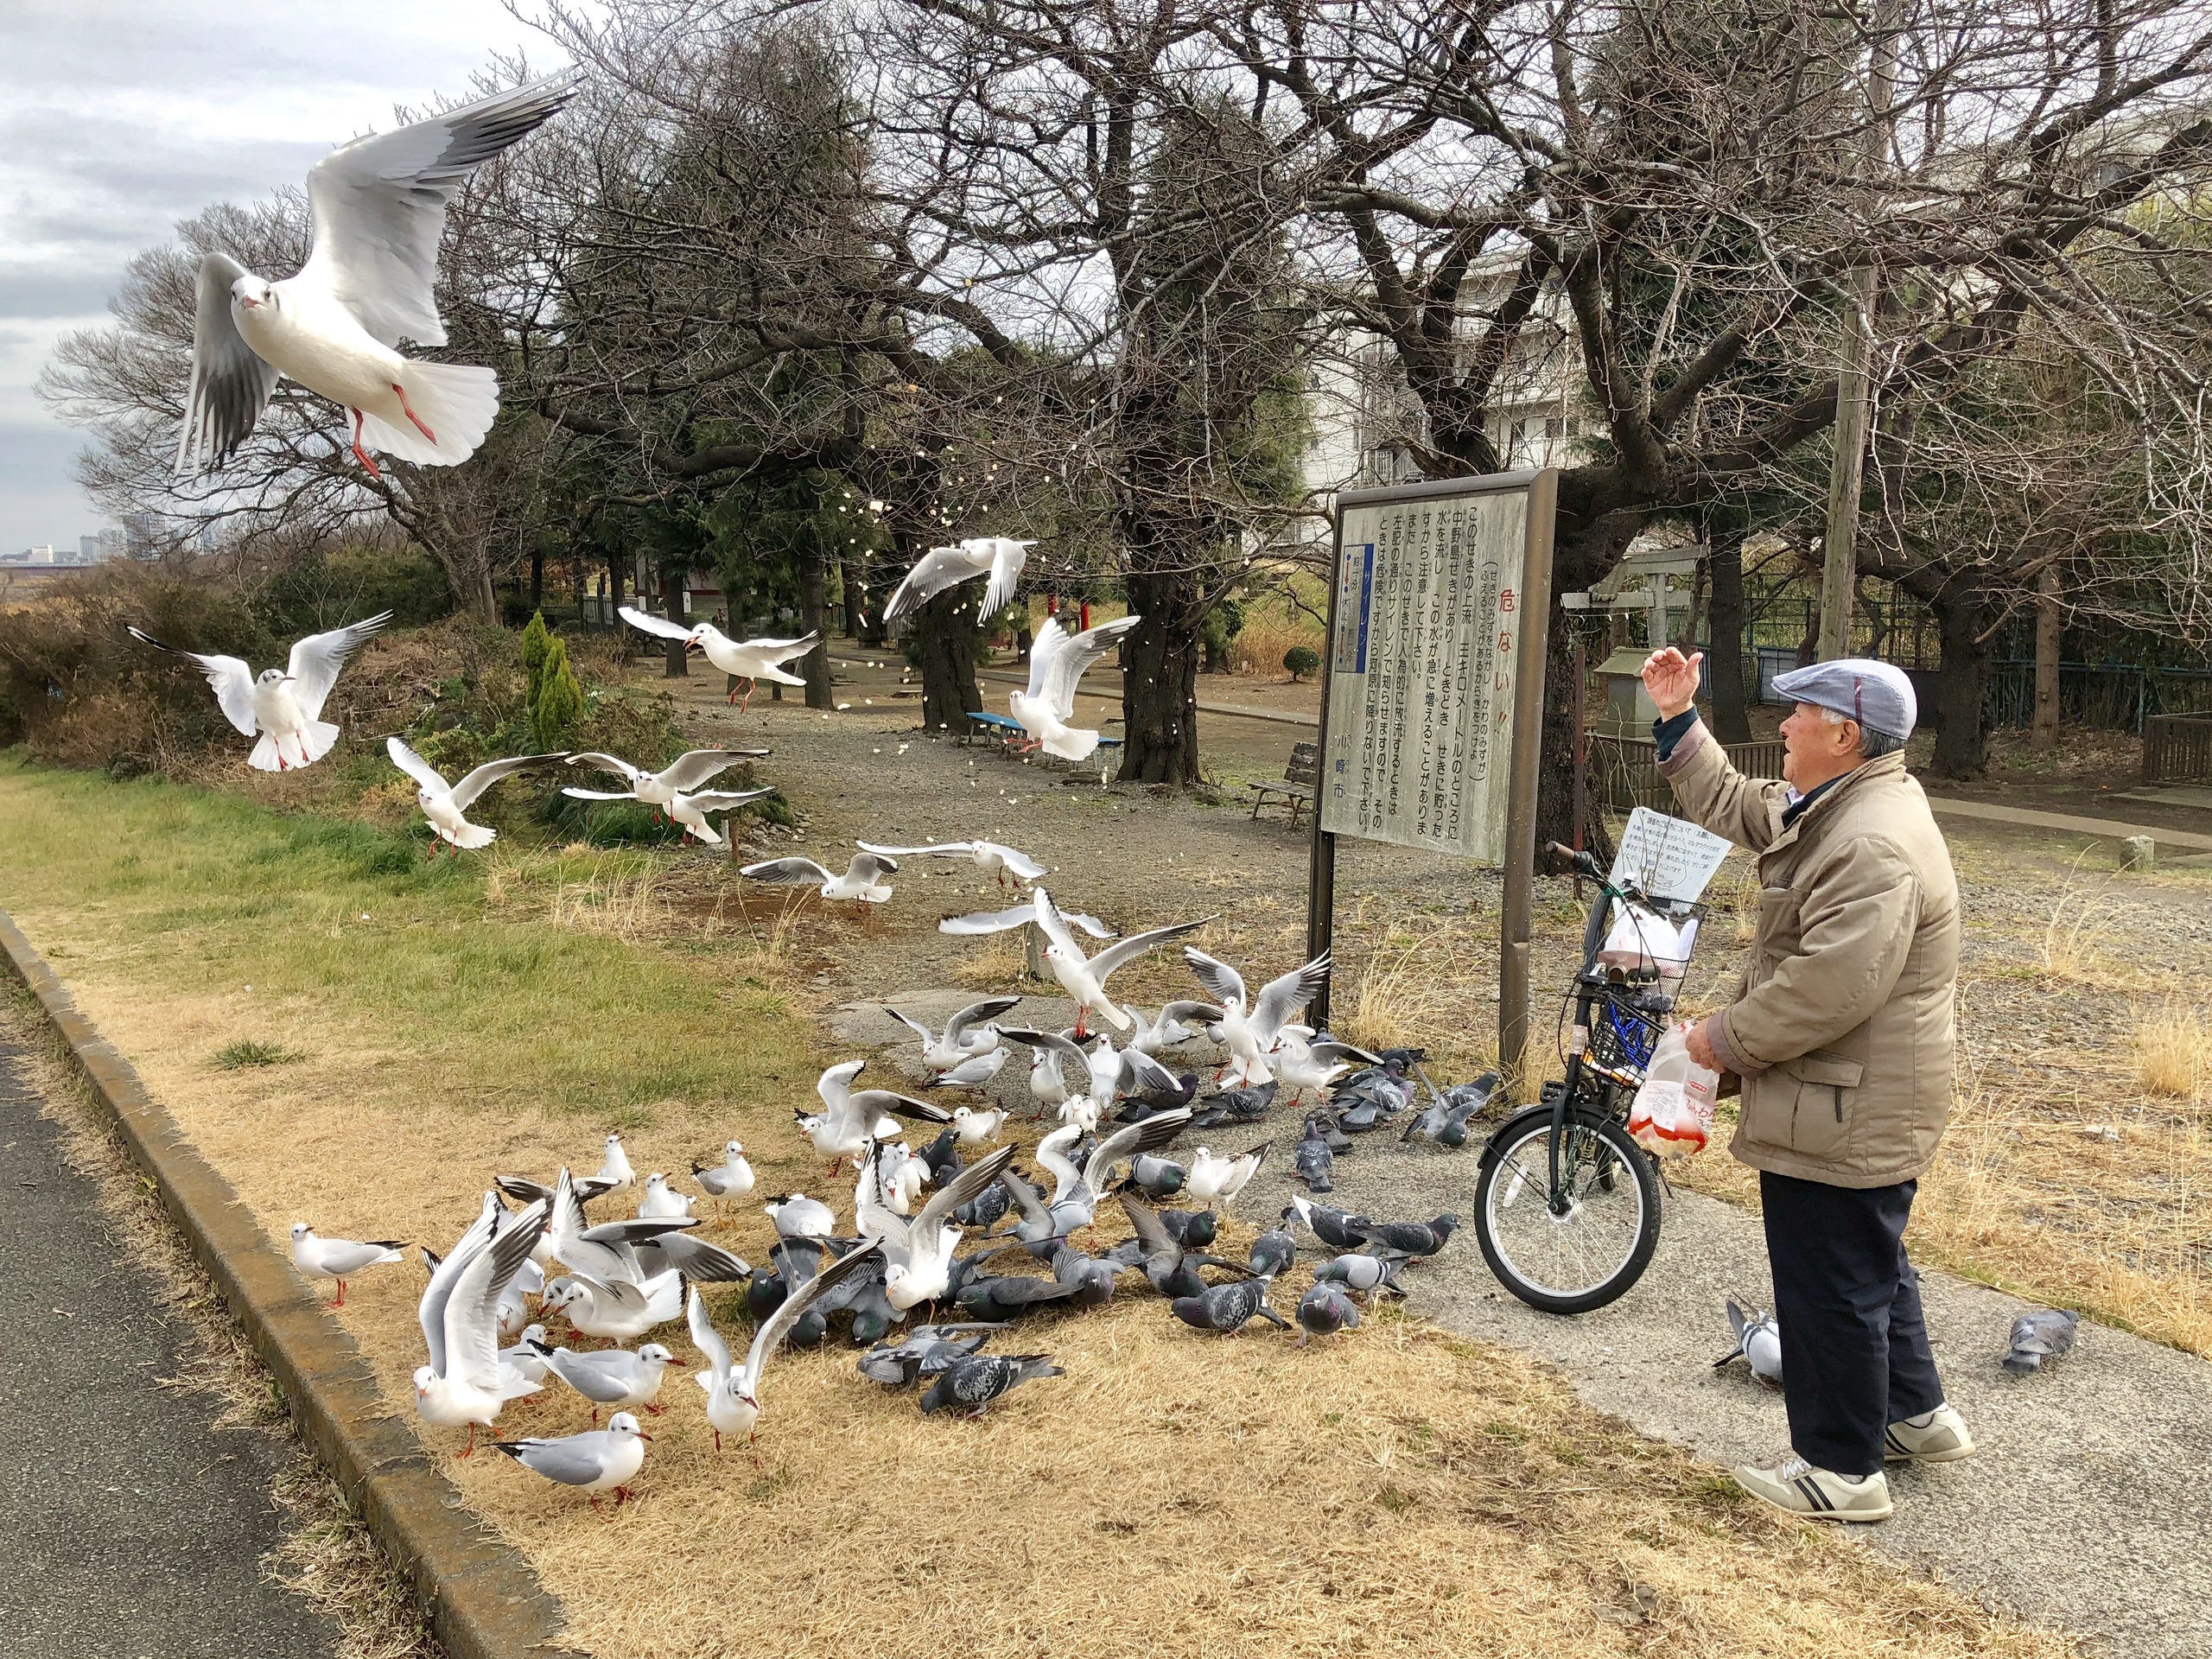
[617,607,819,710]
[175,78,576,479]
[884,995,1020,1070]
[1008,614,1140,761]
[126,614,389,771]
[1180,948,1333,1087]
[1029,887,1213,1038]
[741,850,899,904]
[858,838,1046,890]
[563,748,770,819]
[385,736,566,852]
[882,537,1032,624]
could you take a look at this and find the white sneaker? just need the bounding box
[1885,1403,1975,1463]
[1731,1456,1893,1522]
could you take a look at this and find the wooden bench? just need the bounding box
[1247,741,1319,823]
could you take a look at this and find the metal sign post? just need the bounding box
[1305,469,1557,1095]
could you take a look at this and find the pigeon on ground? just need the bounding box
[1292,1121,1335,1193]
[881,537,1032,626]
[1190,1079,1277,1130]
[955,1271,1085,1320]
[1050,1243,1121,1307]
[289,1224,404,1306]
[1122,1154,1187,1199]
[1170,1274,1290,1337]
[918,1128,963,1185]
[1296,1282,1363,1345]
[1247,1228,1298,1281]
[2003,1308,2082,1376]
[1310,1114,1354,1153]
[1344,1212,1459,1258]
[1402,1072,1499,1148]
[1109,1193,1255,1300]
[492,1413,647,1511]
[920,1351,1065,1417]
[1314,1251,1408,1302]
[1713,1297,1784,1388]
[1158,1207,1220,1249]
[129,615,390,771]
[1282,1194,1371,1251]
[857,1324,1004,1388]
[175,79,575,480]
[951,1179,1013,1230]
[616,607,821,711]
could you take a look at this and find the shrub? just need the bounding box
[520,611,553,706]
[1284,645,1321,683]
[531,635,584,751]
[1200,599,1246,673]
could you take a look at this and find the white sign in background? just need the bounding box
[1608,806,1733,905]
[1320,491,1532,862]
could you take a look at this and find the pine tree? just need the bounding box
[520,611,553,707]
[531,634,583,752]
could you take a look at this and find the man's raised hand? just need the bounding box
[1640,647,1704,720]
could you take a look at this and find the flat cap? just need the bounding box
[1770,658,1916,740]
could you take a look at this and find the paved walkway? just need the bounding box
[842,990,2212,1659]
[0,1033,338,1659]
[1923,794,2212,853]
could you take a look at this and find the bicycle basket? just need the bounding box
[1595,896,1708,992]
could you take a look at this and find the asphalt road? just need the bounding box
[0,1031,339,1659]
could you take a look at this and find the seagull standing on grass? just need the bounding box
[385,736,567,852]
[537,1342,683,1422]
[741,850,899,904]
[289,1224,404,1306]
[616,607,819,711]
[691,1141,754,1209]
[175,79,577,480]
[1007,614,1141,760]
[881,537,1031,625]
[685,1243,883,1459]
[127,614,390,771]
[493,1412,648,1512]
[414,1198,548,1455]
[563,748,769,820]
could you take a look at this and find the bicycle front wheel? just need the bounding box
[1474,1105,1660,1314]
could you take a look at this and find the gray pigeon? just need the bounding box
[1314,1251,1407,1302]
[1125,1154,1187,1199]
[955,1272,1084,1320]
[1296,1281,1363,1345]
[1344,1211,1458,1258]
[1402,1071,1497,1148]
[1169,1274,1289,1336]
[1191,1078,1276,1129]
[857,1324,1001,1387]
[1050,1243,1121,1308]
[1283,1193,1370,1250]
[1158,1206,1219,1249]
[951,1178,1013,1230]
[1713,1296,1783,1388]
[1293,1121,1335,1193]
[2003,1308,2081,1376]
[1109,1192,1255,1300]
[1248,1228,1298,1281]
[920,1351,1063,1417]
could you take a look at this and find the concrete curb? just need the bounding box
[0,909,585,1659]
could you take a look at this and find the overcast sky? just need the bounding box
[0,0,566,553]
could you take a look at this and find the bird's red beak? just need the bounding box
[635,1430,653,1441]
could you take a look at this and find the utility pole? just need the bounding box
[1817,0,1900,661]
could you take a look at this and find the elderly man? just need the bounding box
[1642,646,1968,1522]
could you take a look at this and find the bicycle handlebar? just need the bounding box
[1545,841,1605,881]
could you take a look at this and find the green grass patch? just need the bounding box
[213,1039,305,1069]
[0,751,814,1118]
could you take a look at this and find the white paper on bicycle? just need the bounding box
[1608,807,1732,905]
[1320,488,1533,861]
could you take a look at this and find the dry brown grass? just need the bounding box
[2136,1003,2211,1101]
[1226,617,1325,680]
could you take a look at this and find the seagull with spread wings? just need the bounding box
[126,613,389,770]
[685,1243,884,1459]
[883,995,1021,1071]
[1007,614,1140,760]
[858,837,1046,890]
[563,748,769,820]
[882,537,1032,625]
[175,78,575,479]
[1179,948,1334,1087]
[1028,887,1214,1039]
[616,607,820,710]
[857,1146,1018,1310]
[799,1059,953,1171]
[385,735,566,852]
[413,1196,548,1456]
[741,849,899,903]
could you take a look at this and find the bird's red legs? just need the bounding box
[328,1278,347,1307]
[391,382,436,443]
[456,1424,477,1458]
[748,1431,762,1471]
[739,679,757,714]
[349,409,383,478]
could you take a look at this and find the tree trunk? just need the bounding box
[2031,566,2060,753]
[1535,607,1615,867]
[801,546,833,709]
[1929,588,1991,779]
[530,546,543,611]
[917,584,981,734]
[662,566,690,677]
[1117,569,1204,786]
[1707,537,1753,743]
[839,555,864,638]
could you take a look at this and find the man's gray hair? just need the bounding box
[1817,702,1906,759]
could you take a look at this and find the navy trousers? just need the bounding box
[1759,1171,1947,1477]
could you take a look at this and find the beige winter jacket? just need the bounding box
[1656,721,1961,1187]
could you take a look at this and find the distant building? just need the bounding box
[122,512,155,558]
